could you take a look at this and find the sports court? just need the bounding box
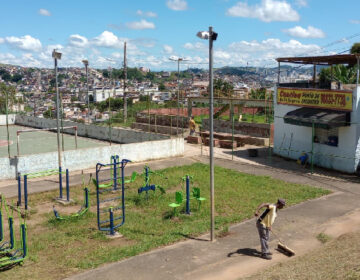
[0,125,108,158]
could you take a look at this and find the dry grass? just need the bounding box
[242,231,360,280]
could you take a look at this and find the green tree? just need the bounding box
[214,79,234,97]
[249,88,266,99]
[350,42,360,54]
[159,83,166,91]
[0,83,16,113]
[320,64,357,85]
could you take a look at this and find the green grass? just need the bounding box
[1,163,330,280]
[316,232,332,244]
[194,113,273,125]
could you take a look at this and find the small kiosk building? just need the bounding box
[273,54,360,173]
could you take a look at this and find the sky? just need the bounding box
[0,0,359,70]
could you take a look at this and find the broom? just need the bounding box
[271,229,295,257]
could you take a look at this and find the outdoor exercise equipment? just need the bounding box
[17,167,71,210]
[168,175,206,215]
[52,171,90,220]
[138,165,166,200]
[0,196,3,243]
[0,203,27,268]
[95,158,131,235]
[110,155,137,186]
[53,188,90,220]
[0,197,15,254]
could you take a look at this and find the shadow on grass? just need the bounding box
[228,248,262,258]
[0,262,19,272]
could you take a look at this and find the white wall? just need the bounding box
[273,86,360,173]
[0,138,184,179]
[15,115,168,144]
[0,114,16,125]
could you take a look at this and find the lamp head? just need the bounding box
[82,59,89,66]
[196,31,218,41]
[52,50,62,60]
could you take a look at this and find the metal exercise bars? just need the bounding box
[96,157,131,235]
[17,167,71,210]
[0,195,27,268]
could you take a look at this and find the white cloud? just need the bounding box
[350,19,360,24]
[229,38,321,60]
[0,52,42,67]
[226,0,300,22]
[166,0,188,11]
[214,50,231,60]
[126,19,155,30]
[283,26,325,38]
[163,45,173,54]
[69,34,89,48]
[38,8,51,16]
[183,42,206,51]
[92,31,123,48]
[0,38,4,44]
[136,10,157,17]
[5,35,42,51]
[295,0,307,7]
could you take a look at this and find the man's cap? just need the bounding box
[277,198,286,206]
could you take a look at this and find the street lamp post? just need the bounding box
[82,59,90,123]
[52,49,62,169]
[196,26,218,242]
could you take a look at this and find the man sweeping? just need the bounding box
[254,198,286,260]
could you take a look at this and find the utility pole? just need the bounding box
[52,49,62,169]
[123,42,127,123]
[196,26,218,242]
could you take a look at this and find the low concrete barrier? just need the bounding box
[15,115,168,144]
[0,114,16,125]
[0,137,184,179]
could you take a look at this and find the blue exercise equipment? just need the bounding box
[17,167,71,210]
[0,196,27,268]
[95,158,131,235]
[137,165,166,200]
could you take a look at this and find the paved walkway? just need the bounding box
[1,143,360,279]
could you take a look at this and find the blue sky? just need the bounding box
[0,0,359,70]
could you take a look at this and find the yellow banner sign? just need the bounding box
[277,87,352,111]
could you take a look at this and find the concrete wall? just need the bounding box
[15,115,168,144]
[0,137,184,179]
[0,114,16,125]
[136,113,188,128]
[273,86,360,173]
[202,119,270,138]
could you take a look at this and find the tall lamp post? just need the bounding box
[169,56,188,136]
[196,26,218,242]
[82,59,90,123]
[52,49,62,169]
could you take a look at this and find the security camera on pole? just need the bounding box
[196,26,218,242]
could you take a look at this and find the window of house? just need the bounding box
[314,127,338,147]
